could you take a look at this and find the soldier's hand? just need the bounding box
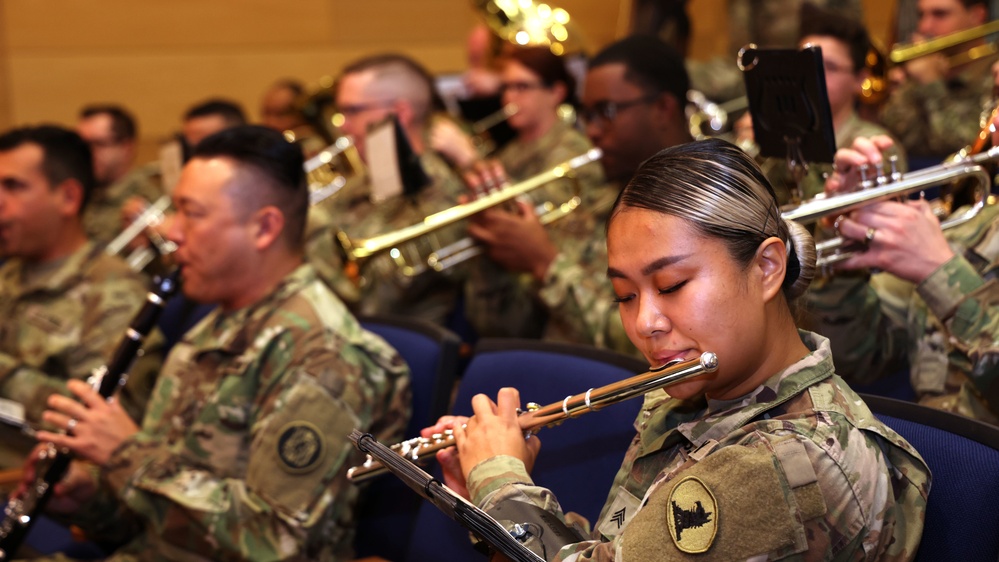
[430,118,479,170]
[17,448,97,514]
[825,135,896,196]
[462,159,509,197]
[453,388,541,481]
[467,200,558,281]
[834,199,954,283]
[37,379,140,466]
[424,415,471,499]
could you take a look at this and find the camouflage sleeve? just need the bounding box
[0,274,149,423]
[879,79,984,157]
[88,331,380,558]
[917,254,999,409]
[467,455,612,561]
[799,272,910,385]
[537,248,638,358]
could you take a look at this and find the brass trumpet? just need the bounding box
[336,148,601,279]
[347,351,719,483]
[782,147,999,268]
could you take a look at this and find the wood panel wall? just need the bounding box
[0,0,896,161]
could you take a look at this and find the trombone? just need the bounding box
[889,20,999,67]
[336,148,601,280]
[782,147,999,268]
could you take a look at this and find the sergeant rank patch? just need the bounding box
[277,421,326,473]
[667,476,717,553]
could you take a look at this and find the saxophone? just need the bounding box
[0,270,180,560]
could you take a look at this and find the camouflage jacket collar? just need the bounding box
[185,263,317,358]
[638,331,835,455]
[0,240,101,298]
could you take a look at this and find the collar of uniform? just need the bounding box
[183,263,317,357]
[637,331,835,455]
[0,240,99,298]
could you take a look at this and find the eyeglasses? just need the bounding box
[499,81,547,94]
[578,94,659,126]
[337,100,396,117]
[85,137,124,149]
[822,60,855,75]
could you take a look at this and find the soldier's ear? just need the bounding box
[54,178,84,218]
[251,205,285,250]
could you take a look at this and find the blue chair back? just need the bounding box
[404,339,648,562]
[861,394,999,562]
[354,315,462,561]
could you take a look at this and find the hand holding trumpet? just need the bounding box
[462,160,559,281]
[825,136,956,283]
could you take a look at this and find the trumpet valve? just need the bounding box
[889,155,902,183]
[859,163,874,188]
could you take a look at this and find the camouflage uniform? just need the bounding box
[761,113,908,206]
[467,332,930,561]
[464,121,612,342]
[305,151,468,326]
[65,264,411,561]
[83,163,165,246]
[802,204,999,423]
[880,56,997,160]
[0,242,161,469]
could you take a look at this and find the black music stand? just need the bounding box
[740,44,836,204]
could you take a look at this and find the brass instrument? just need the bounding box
[104,195,176,272]
[889,20,999,66]
[687,91,748,140]
[476,0,585,56]
[336,148,600,280]
[306,136,363,206]
[782,147,999,268]
[348,351,719,483]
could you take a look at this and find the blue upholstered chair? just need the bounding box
[861,394,999,562]
[353,315,462,561]
[403,339,648,562]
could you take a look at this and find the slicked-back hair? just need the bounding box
[0,125,95,214]
[79,104,138,142]
[798,3,872,74]
[184,98,248,127]
[190,125,308,250]
[611,138,816,301]
[588,35,690,106]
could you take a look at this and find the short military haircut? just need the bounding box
[271,78,306,99]
[79,104,138,142]
[798,3,872,73]
[340,53,442,123]
[0,125,95,214]
[588,35,690,106]
[190,125,308,249]
[184,98,248,127]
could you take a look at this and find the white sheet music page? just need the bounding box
[366,118,403,204]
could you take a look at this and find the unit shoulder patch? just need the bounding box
[667,476,718,554]
[277,421,326,473]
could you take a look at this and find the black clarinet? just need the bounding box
[0,270,180,560]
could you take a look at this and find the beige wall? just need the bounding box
[0,0,896,161]
[0,0,627,162]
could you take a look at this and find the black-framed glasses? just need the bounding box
[337,100,396,117]
[498,80,547,95]
[578,94,659,126]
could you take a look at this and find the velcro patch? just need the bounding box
[667,476,717,553]
[277,421,326,473]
